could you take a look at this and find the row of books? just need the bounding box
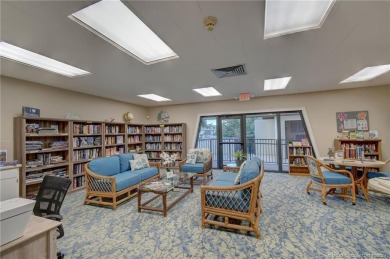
[49,141,68,149]
[105,147,124,156]
[290,157,306,166]
[289,147,312,155]
[73,175,85,188]
[26,168,67,183]
[73,149,100,161]
[163,126,183,133]
[73,136,102,147]
[145,151,162,159]
[145,127,162,134]
[342,143,377,153]
[73,124,102,135]
[73,163,85,175]
[127,126,142,134]
[105,125,122,134]
[145,143,162,150]
[145,135,161,141]
[128,136,142,143]
[163,143,182,150]
[105,136,124,144]
[26,141,43,151]
[164,135,182,141]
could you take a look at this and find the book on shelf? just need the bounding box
[341,131,349,139]
[349,131,357,140]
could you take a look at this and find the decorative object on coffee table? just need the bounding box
[161,152,179,172]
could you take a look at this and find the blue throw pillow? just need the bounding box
[240,159,260,184]
[118,153,136,172]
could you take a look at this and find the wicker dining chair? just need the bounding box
[305,156,356,205]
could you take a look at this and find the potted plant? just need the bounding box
[233,150,246,166]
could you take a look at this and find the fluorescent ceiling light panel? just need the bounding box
[0,41,90,77]
[340,65,390,83]
[137,94,171,102]
[264,77,291,91]
[69,0,178,65]
[193,87,222,97]
[264,0,335,39]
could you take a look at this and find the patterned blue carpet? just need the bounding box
[59,172,390,258]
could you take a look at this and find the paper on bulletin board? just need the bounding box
[336,111,369,132]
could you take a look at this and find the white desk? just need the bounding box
[368,178,390,194]
[0,215,61,259]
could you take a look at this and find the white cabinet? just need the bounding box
[0,165,21,201]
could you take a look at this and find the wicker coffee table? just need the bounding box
[137,173,194,217]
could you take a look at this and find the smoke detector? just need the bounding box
[204,16,217,31]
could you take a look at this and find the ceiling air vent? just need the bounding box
[211,64,247,78]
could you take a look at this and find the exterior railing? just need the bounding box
[196,138,290,171]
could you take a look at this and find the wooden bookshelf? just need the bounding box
[15,117,186,197]
[71,120,103,190]
[127,124,144,153]
[14,117,71,198]
[104,122,126,156]
[334,139,382,161]
[144,123,186,168]
[288,145,312,176]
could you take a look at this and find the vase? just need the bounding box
[236,159,244,167]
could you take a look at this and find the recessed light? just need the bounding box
[0,41,90,77]
[69,0,178,65]
[340,65,390,83]
[192,87,222,97]
[264,0,335,39]
[137,94,171,102]
[264,77,291,91]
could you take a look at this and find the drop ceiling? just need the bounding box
[1,0,389,107]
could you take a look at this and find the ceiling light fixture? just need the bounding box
[0,41,90,77]
[193,87,221,97]
[204,16,217,31]
[69,0,178,65]
[340,64,390,83]
[264,77,291,91]
[264,0,335,39]
[137,94,171,102]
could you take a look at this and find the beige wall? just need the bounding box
[0,76,148,159]
[148,85,390,169]
[1,75,389,170]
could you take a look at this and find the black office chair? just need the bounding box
[33,175,71,258]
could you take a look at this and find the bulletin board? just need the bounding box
[336,110,369,132]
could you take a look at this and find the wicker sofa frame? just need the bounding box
[84,162,160,209]
[200,160,264,239]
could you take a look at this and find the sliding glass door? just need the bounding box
[195,111,312,172]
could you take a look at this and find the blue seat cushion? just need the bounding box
[117,153,137,173]
[126,167,158,181]
[240,159,260,184]
[181,163,205,174]
[114,171,141,191]
[251,157,261,166]
[214,172,237,183]
[88,156,120,176]
[312,171,352,185]
[367,172,390,179]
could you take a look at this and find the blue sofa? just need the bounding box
[84,153,160,209]
[200,157,264,238]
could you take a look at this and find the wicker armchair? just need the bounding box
[200,160,264,239]
[179,149,213,184]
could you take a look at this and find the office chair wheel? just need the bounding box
[352,202,356,205]
[323,202,327,205]
[307,192,310,195]
[57,252,64,259]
